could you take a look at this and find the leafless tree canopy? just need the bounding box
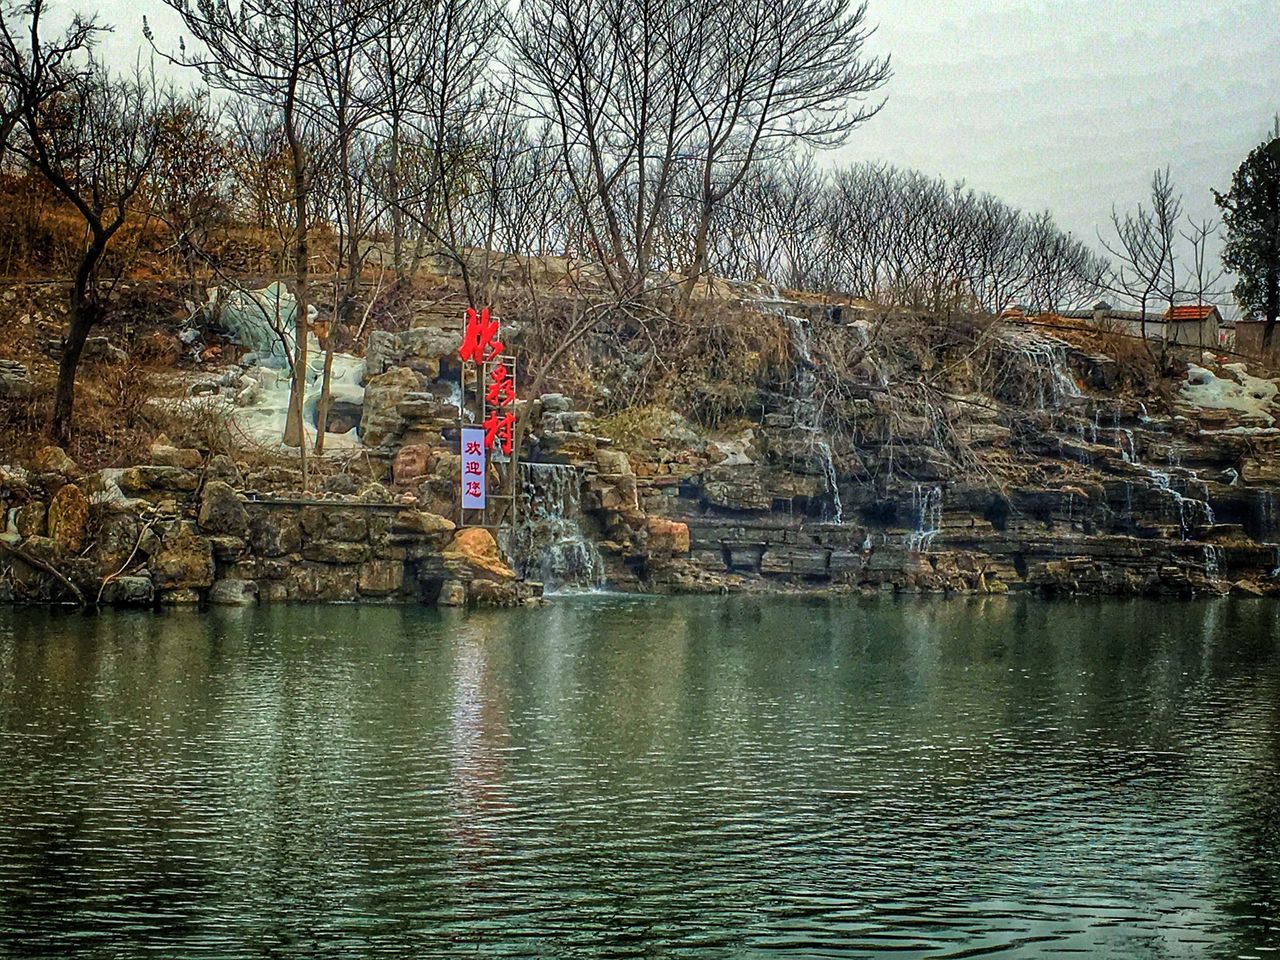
[698,157,1109,314]
[3,0,1186,443]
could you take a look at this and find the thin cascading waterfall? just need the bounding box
[997,330,1081,412]
[1256,489,1279,540]
[815,438,843,525]
[511,462,605,593]
[1148,468,1215,539]
[904,484,943,552]
[1202,544,1224,579]
[783,313,843,523]
[1120,429,1139,464]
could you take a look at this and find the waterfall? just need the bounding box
[904,484,943,552]
[510,462,605,593]
[815,438,843,524]
[1202,544,1223,579]
[1119,429,1138,464]
[783,314,843,523]
[1254,489,1279,541]
[996,330,1081,411]
[1147,468,1215,539]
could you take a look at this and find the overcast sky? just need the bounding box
[97,0,1280,286]
[845,1,1278,248]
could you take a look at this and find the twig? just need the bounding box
[0,540,85,605]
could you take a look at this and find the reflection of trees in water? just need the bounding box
[2,598,1279,955]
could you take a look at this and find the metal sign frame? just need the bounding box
[458,351,519,531]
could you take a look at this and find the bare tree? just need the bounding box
[676,0,890,303]
[0,0,162,443]
[368,0,499,306]
[226,97,297,271]
[149,90,231,298]
[1101,168,1181,342]
[362,0,497,287]
[1179,216,1226,350]
[511,0,694,297]
[151,0,366,454]
[304,1,384,452]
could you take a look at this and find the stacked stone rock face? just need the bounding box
[5,302,1280,606]
[0,437,540,607]
[596,324,1280,598]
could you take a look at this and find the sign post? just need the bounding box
[457,306,517,529]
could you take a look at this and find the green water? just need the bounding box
[0,596,1278,958]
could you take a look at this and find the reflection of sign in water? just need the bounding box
[461,426,486,510]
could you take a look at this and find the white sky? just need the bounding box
[94,0,1280,288]
[840,0,1279,271]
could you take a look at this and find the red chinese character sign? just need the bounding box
[459,307,503,364]
[460,427,486,510]
[484,361,516,455]
[457,306,516,524]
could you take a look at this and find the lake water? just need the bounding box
[1,596,1278,958]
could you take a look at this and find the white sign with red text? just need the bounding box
[461,426,486,510]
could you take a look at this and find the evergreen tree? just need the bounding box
[1215,121,1280,347]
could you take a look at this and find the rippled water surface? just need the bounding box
[1,596,1279,958]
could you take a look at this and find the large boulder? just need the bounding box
[392,509,456,540]
[284,561,359,601]
[198,481,249,537]
[299,506,367,542]
[645,517,691,555]
[206,454,244,487]
[118,465,199,494]
[595,449,633,475]
[14,502,46,538]
[209,578,259,605]
[442,527,515,581]
[92,507,141,574]
[302,540,370,563]
[392,444,433,485]
[249,509,302,556]
[100,575,154,607]
[150,525,215,590]
[438,579,467,606]
[47,483,89,552]
[358,560,404,596]
[359,366,419,448]
[149,441,203,470]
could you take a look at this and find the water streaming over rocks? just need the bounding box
[904,483,943,552]
[509,462,605,592]
[995,329,1082,411]
[782,313,843,523]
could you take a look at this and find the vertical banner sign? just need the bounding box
[484,359,516,454]
[461,426,486,510]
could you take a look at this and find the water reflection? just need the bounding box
[0,597,1277,957]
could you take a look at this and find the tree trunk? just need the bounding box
[50,301,93,447]
[314,335,335,455]
[1264,273,1279,350]
[282,115,309,451]
[679,204,712,307]
[390,115,404,284]
[51,241,106,445]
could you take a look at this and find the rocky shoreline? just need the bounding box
[4,303,1280,607]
